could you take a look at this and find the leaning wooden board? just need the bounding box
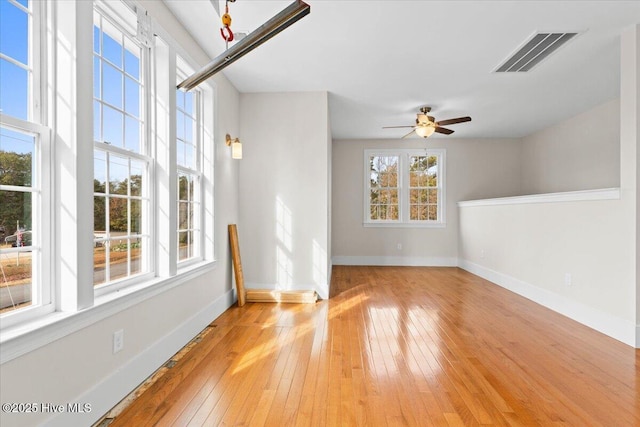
[228,224,246,306]
[228,224,318,305]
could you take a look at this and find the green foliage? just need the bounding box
[0,150,33,235]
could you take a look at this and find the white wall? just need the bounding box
[458,25,639,347]
[331,138,522,266]
[520,98,621,194]
[0,2,242,426]
[238,92,332,299]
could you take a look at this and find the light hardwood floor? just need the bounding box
[108,266,640,426]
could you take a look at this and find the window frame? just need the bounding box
[363,148,446,228]
[0,0,53,327]
[0,0,218,358]
[92,2,154,294]
[175,69,203,266]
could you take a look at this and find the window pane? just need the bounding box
[178,231,192,261]
[93,57,101,99]
[176,89,185,110]
[0,190,32,239]
[124,116,139,152]
[0,0,28,64]
[0,58,28,120]
[185,116,194,144]
[0,128,34,187]
[176,111,185,140]
[94,151,106,193]
[130,160,143,197]
[184,144,194,169]
[93,245,106,286]
[0,246,33,313]
[178,174,188,201]
[176,141,185,168]
[130,238,142,275]
[124,77,139,117]
[178,201,189,229]
[103,62,123,108]
[428,205,438,221]
[108,239,129,282]
[94,196,106,232]
[103,32,122,68]
[93,25,100,54]
[130,199,141,234]
[428,189,438,204]
[103,105,124,146]
[124,46,139,80]
[109,155,128,195]
[109,197,127,233]
[184,91,193,115]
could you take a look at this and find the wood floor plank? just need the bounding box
[106,266,640,427]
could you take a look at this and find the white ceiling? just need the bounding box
[163,0,640,140]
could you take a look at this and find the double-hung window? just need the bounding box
[0,0,51,322]
[176,61,202,263]
[93,4,150,288]
[365,148,445,227]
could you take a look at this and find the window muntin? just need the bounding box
[93,7,150,287]
[365,149,445,226]
[176,84,201,263]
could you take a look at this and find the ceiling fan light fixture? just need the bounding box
[415,125,436,138]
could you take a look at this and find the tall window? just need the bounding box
[93,6,150,287]
[0,0,49,318]
[365,149,445,226]
[176,69,201,263]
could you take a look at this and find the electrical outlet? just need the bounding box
[113,329,124,354]
[397,243,402,250]
[480,250,485,258]
[564,273,572,287]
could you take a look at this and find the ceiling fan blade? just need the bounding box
[383,125,414,129]
[435,127,454,135]
[401,129,416,139]
[436,116,472,126]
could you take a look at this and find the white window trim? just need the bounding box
[93,2,154,292]
[175,79,204,267]
[363,148,446,228]
[0,0,218,357]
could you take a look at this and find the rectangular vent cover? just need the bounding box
[496,32,577,73]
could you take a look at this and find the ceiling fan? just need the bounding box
[383,107,471,138]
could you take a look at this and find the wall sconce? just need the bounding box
[226,134,242,159]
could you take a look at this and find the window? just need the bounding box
[0,0,216,342]
[0,0,50,319]
[364,149,445,227]
[176,64,202,263]
[93,5,150,287]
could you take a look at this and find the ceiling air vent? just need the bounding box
[495,32,578,73]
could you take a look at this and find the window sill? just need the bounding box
[0,260,217,364]
[363,222,446,228]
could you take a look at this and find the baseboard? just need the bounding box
[332,255,458,267]
[459,259,638,348]
[43,288,236,427]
